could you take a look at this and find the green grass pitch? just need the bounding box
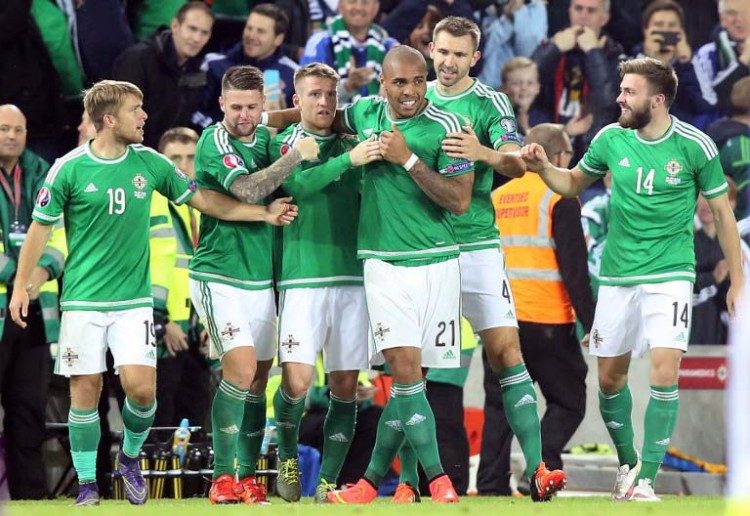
[4,495,726,516]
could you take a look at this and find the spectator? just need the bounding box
[676,0,719,50]
[301,0,398,104]
[581,171,613,299]
[531,0,623,160]
[275,0,314,62]
[478,0,548,90]
[0,104,66,500]
[75,0,135,84]
[129,0,186,41]
[77,110,97,147]
[499,57,544,137]
[697,0,750,113]
[632,0,717,130]
[150,127,211,431]
[195,4,299,128]
[404,5,443,65]
[0,0,66,163]
[112,1,214,148]
[690,181,738,345]
[706,76,750,219]
[486,123,593,494]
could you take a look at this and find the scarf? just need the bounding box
[329,15,387,96]
[715,30,739,73]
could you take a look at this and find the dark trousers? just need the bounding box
[153,348,211,430]
[299,403,383,486]
[419,381,469,495]
[477,322,587,494]
[0,303,49,499]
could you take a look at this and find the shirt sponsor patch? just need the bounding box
[36,187,51,208]
[223,154,244,169]
[439,160,472,175]
[500,117,518,134]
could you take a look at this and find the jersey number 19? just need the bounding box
[107,188,126,214]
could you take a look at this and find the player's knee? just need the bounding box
[597,371,627,394]
[650,361,680,386]
[284,377,311,399]
[329,374,358,399]
[126,384,155,406]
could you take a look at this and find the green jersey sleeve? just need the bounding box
[202,132,251,191]
[342,96,373,134]
[485,94,523,150]
[153,157,198,206]
[32,163,69,225]
[579,124,618,177]
[696,153,728,199]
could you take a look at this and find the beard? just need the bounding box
[618,103,652,130]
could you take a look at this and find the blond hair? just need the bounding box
[501,56,538,85]
[293,63,340,90]
[83,80,143,132]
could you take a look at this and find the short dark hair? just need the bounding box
[158,127,199,153]
[619,57,678,107]
[731,76,750,115]
[222,65,264,94]
[433,16,481,52]
[251,3,289,36]
[175,1,214,24]
[641,0,684,30]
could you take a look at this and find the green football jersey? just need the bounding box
[269,124,363,289]
[426,79,522,251]
[32,142,196,311]
[579,116,728,285]
[189,122,274,290]
[581,191,611,298]
[342,96,474,263]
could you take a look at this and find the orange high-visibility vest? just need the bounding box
[492,173,575,324]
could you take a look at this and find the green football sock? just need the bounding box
[211,379,248,478]
[273,386,306,461]
[121,398,156,459]
[69,408,101,484]
[599,384,638,468]
[638,385,679,483]
[364,397,405,487]
[318,393,357,485]
[393,381,443,481]
[499,364,542,478]
[397,441,420,487]
[237,393,266,479]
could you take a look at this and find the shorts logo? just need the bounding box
[36,187,51,208]
[223,154,244,169]
[282,334,300,353]
[61,347,79,367]
[675,332,687,343]
[442,350,456,360]
[146,349,156,359]
[221,323,240,340]
[592,329,603,348]
[373,323,390,342]
[505,310,515,319]
[439,160,472,175]
[499,117,518,134]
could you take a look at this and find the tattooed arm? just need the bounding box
[229,137,319,203]
[406,161,474,215]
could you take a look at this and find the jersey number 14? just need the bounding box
[635,167,655,196]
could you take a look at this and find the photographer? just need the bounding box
[632,0,717,129]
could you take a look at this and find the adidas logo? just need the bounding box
[84,182,98,193]
[606,420,624,429]
[514,394,536,408]
[442,350,455,359]
[146,349,155,359]
[277,421,296,429]
[405,413,427,426]
[655,438,670,446]
[619,157,630,167]
[220,424,240,434]
[385,420,402,431]
[675,332,686,343]
[505,310,515,319]
[328,433,349,443]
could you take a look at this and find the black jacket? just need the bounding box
[112,29,206,148]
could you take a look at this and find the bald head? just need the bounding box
[382,45,427,77]
[525,123,572,167]
[0,104,27,168]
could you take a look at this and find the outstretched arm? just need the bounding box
[521,143,597,197]
[229,137,319,203]
[188,191,298,225]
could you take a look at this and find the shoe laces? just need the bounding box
[280,458,300,484]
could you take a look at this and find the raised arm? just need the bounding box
[380,123,473,215]
[706,193,745,316]
[229,137,319,203]
[9,221,54,327]
[521,143,598,197]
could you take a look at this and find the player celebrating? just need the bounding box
[521,57,743,501]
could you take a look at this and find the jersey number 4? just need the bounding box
[107,188,126,214]
[635,167,655,195]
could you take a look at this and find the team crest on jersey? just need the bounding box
[36,187,51,208]
[132,174,148,199]
[223,154,244,169]
[499,117,518,134]
[665,159,683,185]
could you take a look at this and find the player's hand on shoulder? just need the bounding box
[350,135,382,166]
[265,196,299,226]
[520,143,549,172]
[443,125,484,161]
[294,136,319,161]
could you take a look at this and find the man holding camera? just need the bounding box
[633,0,717,129]
[531,0,623,160]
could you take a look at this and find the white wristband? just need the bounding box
[260,111,269,126]
[403,153,419,171]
